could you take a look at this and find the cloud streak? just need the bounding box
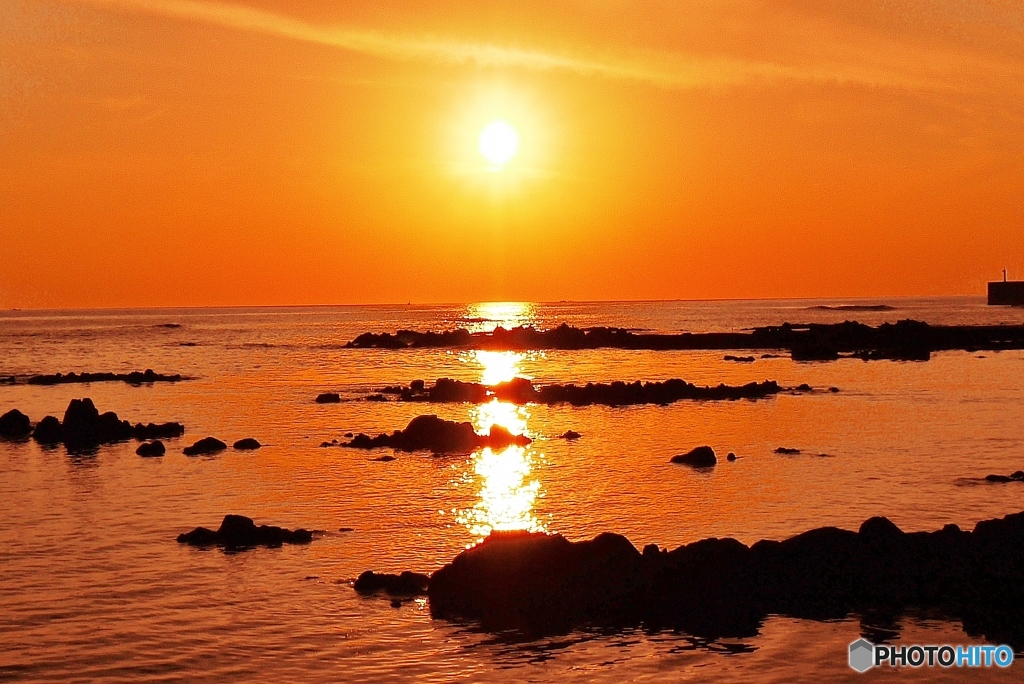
[70,0,1001,93]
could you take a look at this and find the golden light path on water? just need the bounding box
[453,328,546,540]
[463,301,538,333]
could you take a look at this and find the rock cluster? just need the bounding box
[373,511,1024,648]
[22,399,184,450]
[27,369,182,385]
[177,514,313,549]
[345,320,1024,358]
[343,415,531,454]
[370,377,790,407]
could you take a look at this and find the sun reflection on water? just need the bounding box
[455,446,544,538]
[471,350,525,385]
[463,301,537,333]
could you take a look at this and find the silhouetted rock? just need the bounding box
[346,319,1024,357]
[0,376,16,385]
[136,441,166,457]
[177,514,313,549]
[132,422,185,440]
[560,430,582,440]
[233,438,261,450]
[316,392,341,404]
[365,394,388,402]
[27,369,182,385]
[985,471,1024,483]
[774,447,801,455]
[377,377,790,407]
[671,446,717,468]
[343,415,531,454]
[727,452,737,461]
[0,409,31,438]
[23,399,183,449]
[354,570,429,596]
[372,455,396,462]
[183,437,227,456]
[32,416,62,444]
[724,355,755,362]
[387,510,1024,647]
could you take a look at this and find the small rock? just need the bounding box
[0,409,32,438]
[727,452,737,461]
[559,430,582,440]
[177,514,313,549]
[316,393,341,404]
[775,447,801,455]
[136,440,166,457]
[183,436,227,456]
[829,387,840,393]
[372,455,396,462]
[671,446,717,468]
[233,438,261,450]
[354,570,429,596]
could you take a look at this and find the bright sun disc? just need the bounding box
[478,120,519,167]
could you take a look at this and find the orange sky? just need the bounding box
[1,0,1023,308]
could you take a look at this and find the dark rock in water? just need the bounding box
[344,432,353,438]
[829,387,840,393]
[177,514,313,549]
[791,343,840,362]
[26,399,182,449]
[343,415,531,454]
[408,510,1024,647]
[560,430,582,440]
[315,392,341,404]
[132,422,185,440]
[0,409,32,438]
[183,437,227,456]
[774,447,801,455]
[0,376,16,385]
[233,438,261,450]
[671,446,717,468]
[796,383,812,392]
[381,377,789,407]
[365,394,388,402]
[985,471,1024,483]
[32,416,63,444]
[727,452,737,461]
[372,455,396,462]
[354,570,429,596]
[136,440,166,457]
[27,369,182,386]
[723,355,755,363]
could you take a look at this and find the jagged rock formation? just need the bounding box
[342,415,530,454]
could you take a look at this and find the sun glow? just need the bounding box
[478,120,519,168]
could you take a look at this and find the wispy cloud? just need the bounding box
[69,0,998,93]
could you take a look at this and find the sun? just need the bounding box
[478,120,519,168]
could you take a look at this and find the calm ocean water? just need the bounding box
[1,297,1023,682]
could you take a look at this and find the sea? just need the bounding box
[1,297,1023,682]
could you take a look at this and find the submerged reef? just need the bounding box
[346,320,1024,360]
[368,377,793,407]
[26,369,183,385]
[342,415,531,454]
[359,511,1024,649]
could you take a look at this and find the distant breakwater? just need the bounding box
[346,320,1024,360]
[357,510,1024,649]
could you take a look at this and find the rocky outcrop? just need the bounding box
[343,415,531,454]
[0,409,32,438]
[369,377,791,407]
[183,437,227,456]
[28,399,184,450]
[345,320,1024,357]
[27,369,183,385]
[985,471,1024,483]
[671,446,717,468]
[774,447,801,455]
[559,430,581,440]
[233,438,261,450]
[177,514,313,549]
[136,441,166,457]
[315,392,341,404]
[393,511,1024,647]
[354,571,429,596]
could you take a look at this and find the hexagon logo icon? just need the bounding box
[849,638,875,672]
